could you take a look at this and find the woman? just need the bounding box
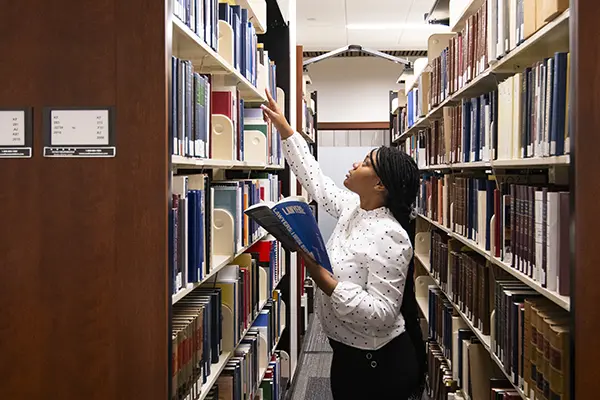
[261,91,426,400]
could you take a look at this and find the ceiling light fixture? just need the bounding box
[346,23,451,31]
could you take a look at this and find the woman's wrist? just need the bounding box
[303,257,338,296]
[280,125,294,140]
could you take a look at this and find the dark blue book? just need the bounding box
[218,1,230,22]
[462,99,471,162]
[245,196,332,274]
[485,179,495,251]
[231,5,242,71]
[240,8,249,77]
[550,52,568,156]
[239,98,245,160]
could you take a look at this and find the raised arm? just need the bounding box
[261,90,357,218]
[282,133,356,218]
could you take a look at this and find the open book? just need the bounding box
[244,196,332,274]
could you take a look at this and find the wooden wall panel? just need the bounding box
[0,0,169,398]
[573,0,600,398]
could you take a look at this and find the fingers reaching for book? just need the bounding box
[262,89,294,139]
[266,88,279,111]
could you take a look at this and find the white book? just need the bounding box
[513,73,523,159]
[497,0,507,56]
[534,188,543,283]
[509,0,517,51]
[173,175,190,290]
[488,0,498,62]
[484,102,491,161]
[546,191,559,292]
[498,78,514,159]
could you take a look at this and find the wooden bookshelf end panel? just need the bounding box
[0,1,170,399]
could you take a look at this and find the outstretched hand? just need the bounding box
[261,89,295,139]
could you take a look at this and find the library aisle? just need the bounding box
[2,0,600,399]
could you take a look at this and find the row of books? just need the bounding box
[418,172,570,296]
[429,0,568,111]
[171,264,285,400]
[493,285,569,400]
[208,351,284,400]
[171,173,280,294]
[496,53,570,160]
[172,286,223,400]
[171,56,281,164]
[430,0,488,107]
[406,74,430,128]
[175,0,219,51]
[487,0,569,65]
[403,51,570,166]
[391,108,407,143]
[210,292,285,400]
[425,245,570,400]
[174,0,264,87]
[403,0,569,134]
[430,232,492,336]
[427,309,522,400]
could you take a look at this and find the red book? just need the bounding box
[248,238,275,263]
[211,91,233,118]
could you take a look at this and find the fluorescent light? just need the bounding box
[346,23,450,31]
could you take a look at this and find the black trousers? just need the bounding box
[328,332,420,400]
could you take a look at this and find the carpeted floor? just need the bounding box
[287,316,334,400]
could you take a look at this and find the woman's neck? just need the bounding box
[359,195,385,211]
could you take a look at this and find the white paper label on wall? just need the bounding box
[43,107,116,157]
[50,109,109,146]
[0,109,33,158]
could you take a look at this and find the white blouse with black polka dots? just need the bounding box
[282,132,413,351]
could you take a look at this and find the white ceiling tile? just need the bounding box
[298,27,348,50]
[297,0,439,51]
[297,0,346,25]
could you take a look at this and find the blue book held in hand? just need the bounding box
[244,196,332,274]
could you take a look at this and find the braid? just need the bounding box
[370,147,426,397]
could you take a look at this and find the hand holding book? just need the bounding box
[244,196,332,272]
[244,196,339,296]
[261,89,294,139]
[297,246,338,296]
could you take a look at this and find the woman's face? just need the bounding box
[343,150,381,196]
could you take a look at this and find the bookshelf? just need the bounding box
[389,0,596,399]
[0,0,296,399]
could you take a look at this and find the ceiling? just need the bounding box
[297,0,447,51]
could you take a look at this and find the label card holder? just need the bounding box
[43,107,116,157]
[0,108,33,158]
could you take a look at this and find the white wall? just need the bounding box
[305,57,403,122]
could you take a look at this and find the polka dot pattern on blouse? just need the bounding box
[282,132,413,351]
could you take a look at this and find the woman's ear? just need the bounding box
[374,180,387,192]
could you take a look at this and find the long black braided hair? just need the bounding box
[369,146,427,399]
